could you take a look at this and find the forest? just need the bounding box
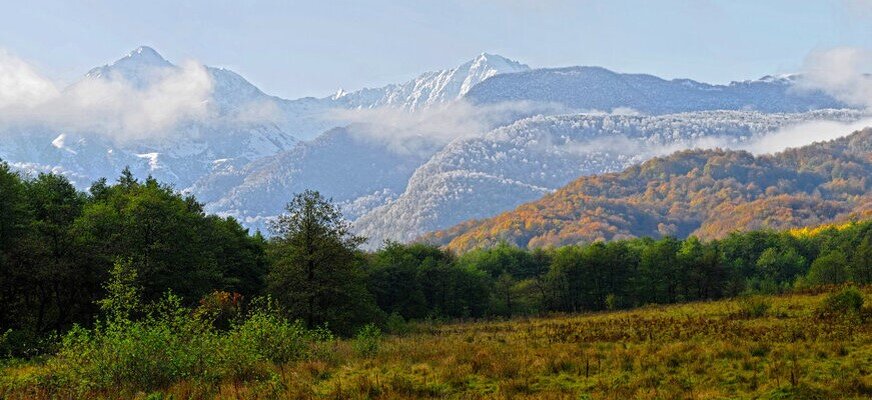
[0,161,870,398]
[2,160,871,347]
[426,128,872,251]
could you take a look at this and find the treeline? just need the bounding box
[2,162,871,346]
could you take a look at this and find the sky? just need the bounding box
[1,0,872,99]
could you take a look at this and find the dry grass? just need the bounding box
[3,288,871,399]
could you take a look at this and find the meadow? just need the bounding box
[1,286,869,399]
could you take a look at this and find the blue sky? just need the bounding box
[2,0,871,98]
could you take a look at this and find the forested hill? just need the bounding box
[425,128,872,251]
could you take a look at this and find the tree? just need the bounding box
[0,162,32,330]
[366,242,434,319]
[679,237,727,300]
[638,237,682,304]
[755,247,803,282]
[23,173,94,331]
[267,190,377,335]
[806,252,849,285]
[848,233,872,284]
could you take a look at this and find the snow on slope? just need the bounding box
[190,125,440,232]
[331,53,530,112]
[0,48,532,191]
[352,109,866,247]
[464,66,845,114]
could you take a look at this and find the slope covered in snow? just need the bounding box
[352,109,866,247]
[464,66,846,114]
[190,125,440,232]
[330,53,530,112]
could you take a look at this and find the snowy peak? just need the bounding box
[85,45,174,86]
[455,53,530,97]
[467,53,529,74]
[330,52,530,111]
[121,46,170,66]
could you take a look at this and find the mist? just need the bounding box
[330,100,571,155]
[797,47,872,109]
[0,49,214,142]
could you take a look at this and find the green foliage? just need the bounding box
[737,295,771,318]
[5,289,871,399]
[267,190,378,335]
[807,252,850,285]
[98,259,141,321]
[39,290,334,394]
[384,312,410,335]
[0,167,266,337]
[352,323,382,358]
[817,286,864,319]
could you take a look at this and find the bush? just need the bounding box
[737,295,771,318]
[41,294,336,394]
[817,286,864,319]
[385,312,410,335]
[0,329,59,359]
[353,324,382,358]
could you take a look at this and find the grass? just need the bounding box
[2,287,870,399]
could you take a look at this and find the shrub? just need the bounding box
[385,312,410,335]
[817,286,864,319]
[195,290,243,330]
[353,324,382,358]
[737,295,771,318]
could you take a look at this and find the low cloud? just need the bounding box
[0,50,59,108]
[331,100,571,155]
[797,47,872,109]
[742,117,872,154]
[0,49,215,141]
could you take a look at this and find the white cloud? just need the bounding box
[797,47,872,108]
[330,100,570,155]
[0,50,58,108]
[742,117,872,154]
[0,50,214,141]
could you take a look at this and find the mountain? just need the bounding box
[3,47,866,242]
[352,109,866,247]
[0,46,298,188]
[0,48,530,190]
[269,53,531,140]
[464,66,846,113]
[422,127,872,252]
[329,53,530,112]
[190,125,439,231]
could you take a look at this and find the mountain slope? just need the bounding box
[192,125,438,230]
[423,127,872,252]
[354,109,865,247]
[330,53,530,112]
[0,48,529,189]
[464,67,846,113]
[1,46,298,188]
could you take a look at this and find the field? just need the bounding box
[2,287,870,399]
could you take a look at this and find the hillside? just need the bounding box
[425,128,872,251]
[355,110,864,247]
[4,288,870,399]
[0,48,528,190]
[465,66,845,113]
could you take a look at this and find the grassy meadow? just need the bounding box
[1,286,870,400]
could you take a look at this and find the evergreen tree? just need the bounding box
[267,190,377,335]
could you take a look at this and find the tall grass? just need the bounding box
[1,287,870,399]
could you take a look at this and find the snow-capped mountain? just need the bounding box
[0,47,531,189]
[190,125,440,232]
[464,66,845,113]
[330,53,530,112]
[352,109,867,247]
[2,47,866,246]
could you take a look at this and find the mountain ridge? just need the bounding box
[422,127,872,252]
